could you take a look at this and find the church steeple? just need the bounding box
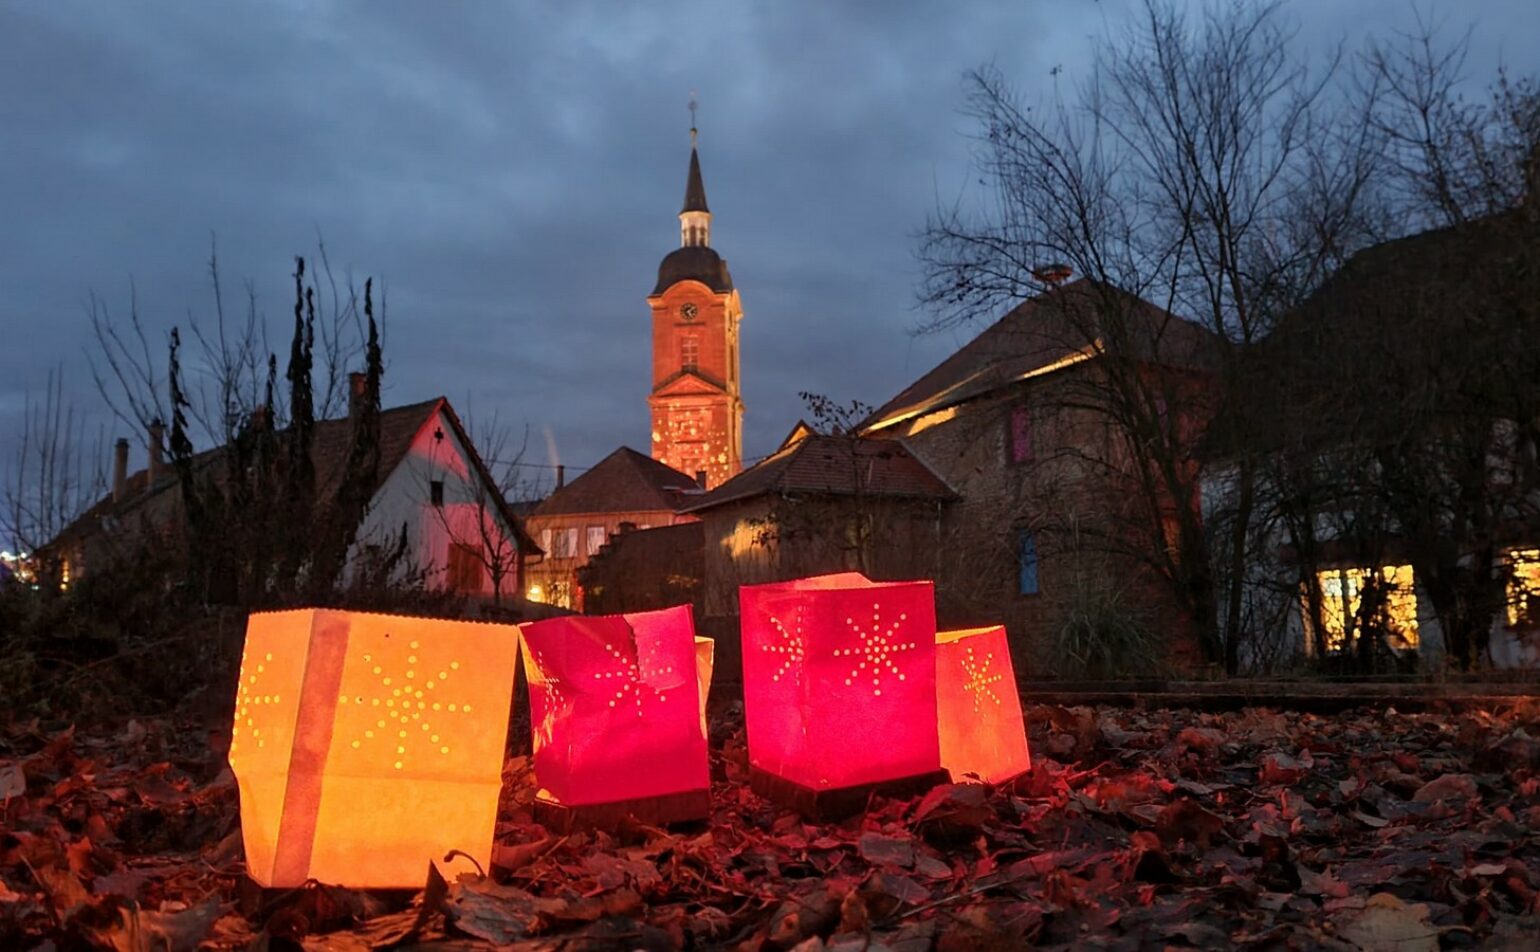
[680,109,711,247]
[648,96,745,490]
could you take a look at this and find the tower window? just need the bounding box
[430,480,444,507]
[681,336,699,370]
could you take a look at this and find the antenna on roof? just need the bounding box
[688,90,698,148]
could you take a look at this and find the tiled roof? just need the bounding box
[532,447,702,517]
[1204,207,1536,459]
[54,397,539,556]
[680,433,956,513]
[865,279,1213,431]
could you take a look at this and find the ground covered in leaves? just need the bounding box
[3,701,1539,950]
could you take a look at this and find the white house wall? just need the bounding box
[347,407,517,597]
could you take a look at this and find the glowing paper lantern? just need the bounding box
[739,573,942,799]
[228,609,520,888]
[935,626,1030,784]
[519,605,711,823]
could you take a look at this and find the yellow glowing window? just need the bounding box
[1310,564,1419,654]
[1506,549,1540,629]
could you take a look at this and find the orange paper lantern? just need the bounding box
[229,609,520,888]
[519,605,711,817]
[739,573,941,793]
[936,626,1030,784]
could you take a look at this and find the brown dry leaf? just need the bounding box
[0,760,24,800]
[1332,892,1440,951]
[1259,751,1309,785]
[912,784,991,842]
[1154,797,1226,849]
[857,832,915,869]
[1411,773,1478,803]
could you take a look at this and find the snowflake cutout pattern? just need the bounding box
[230,647,280,758]
[593,638,674,717]
[337,638,468,770]
[959,645,1005,713]
[833,602,918,697]
[531,649,566,711]
[761,606,807,683]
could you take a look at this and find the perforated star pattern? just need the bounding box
[959,645,1005,712]
[230,648,279,757]
[594,640,674,716]
[531,649,566,711]
[833,602,918,697]
[337,638,469,770]
[762,606,807,683]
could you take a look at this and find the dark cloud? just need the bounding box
[2,0,1536,492]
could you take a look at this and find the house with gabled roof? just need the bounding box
[679,433,957,619]
[1201,201,1540,670]
[522,446,703,610]
[862,278,1217,672]
[50,385,540,604]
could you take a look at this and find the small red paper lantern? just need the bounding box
[229,609,520,888]
[740,573,941,796]
[519,605,711,822]
[936,625,1030,784]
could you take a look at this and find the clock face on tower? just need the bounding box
[679,302,698,321]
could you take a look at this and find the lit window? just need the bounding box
[1307,565,1419,654]
[586,525,607,556]
[1506,549,1540,629]
[681,336,699,370]
[1015,530,1039,595]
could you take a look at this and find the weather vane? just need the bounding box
[689,90,698,147]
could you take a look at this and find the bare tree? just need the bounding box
[920,0,1380,671]
[1,369,106,581]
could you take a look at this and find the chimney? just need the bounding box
[1033,263,1073,287]
[113,438,129,502]
[147,418,165,486]
[695,469,709,490]
[555,464,565,490]
[348,371,367,419]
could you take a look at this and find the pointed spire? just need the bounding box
[679,95,712,247]
[683,146,709,214]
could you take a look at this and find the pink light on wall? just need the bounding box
[519,605,710,808]
[740,573,941,790]
[936,625,1030,784]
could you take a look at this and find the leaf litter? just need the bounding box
[1,700,1537,949]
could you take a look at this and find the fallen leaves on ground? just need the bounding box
[2,700,1539,949]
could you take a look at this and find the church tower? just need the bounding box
[647,118,744,488]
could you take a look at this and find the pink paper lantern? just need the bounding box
[519,605,710,810]
[740,573,941,791]
[936,626,1031,784]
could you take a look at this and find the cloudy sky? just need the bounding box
[3,0,1536,494]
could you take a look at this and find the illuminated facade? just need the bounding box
[647,124,744,489]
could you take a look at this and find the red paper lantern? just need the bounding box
[519,605,711,820]
[229,609,520,888]
[739,573,941,794]
[936,625,1030,784]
